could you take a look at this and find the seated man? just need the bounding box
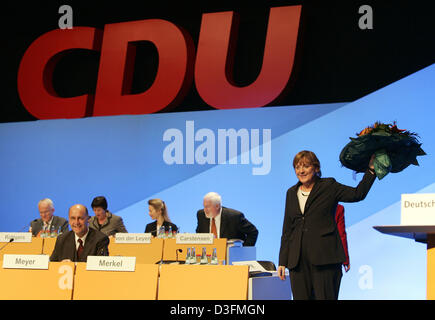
[50,204,109,262]
[30,198,68,236]
[196,192,258,246]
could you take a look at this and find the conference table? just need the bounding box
[0,236,255,300]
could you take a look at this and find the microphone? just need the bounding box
[175,248,183,262]
[20,219,37,233]
[0,238,14,252]
[98,246,108,256]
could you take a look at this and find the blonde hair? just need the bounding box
[148,199,171,222]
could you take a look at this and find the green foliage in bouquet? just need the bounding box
[339,122,426,179]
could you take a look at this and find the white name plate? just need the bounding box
[86,256,136,272]
[115,233,152,244]
[176,233,214,244]
[2,254,49,269]
[232,261,267,272]
[401,193,435,225]
[0,232,32,243]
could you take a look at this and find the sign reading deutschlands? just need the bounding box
[401,194,435,225]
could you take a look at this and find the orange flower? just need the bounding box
[358,127,373,136]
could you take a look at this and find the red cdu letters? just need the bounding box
[17,27,103,119]
[17,6,301,119]
[195,5,301,109]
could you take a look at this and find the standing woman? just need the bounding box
[145,199,178,237]
[278,150,376,300]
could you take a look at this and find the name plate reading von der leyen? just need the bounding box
[115,233,152,244]
[0,232,32,243]
[86,256,136,272]
[176,233,214,244]
[2,254,49,269]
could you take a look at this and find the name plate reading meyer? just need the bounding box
[86,256,136,272]
[2,254,49,270]
[115,233,152,244]
[401,193,435,225]
[176,233,214,244]
[0,232,32,243]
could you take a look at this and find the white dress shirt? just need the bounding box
[74,229,89,250]
[297,187,310,214]
[42,217,54,231]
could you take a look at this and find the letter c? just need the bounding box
[17,27,103,119]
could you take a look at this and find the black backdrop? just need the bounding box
[2,0,434,123]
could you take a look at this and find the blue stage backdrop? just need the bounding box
[1,63,434,299]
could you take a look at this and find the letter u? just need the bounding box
[195,5,301,109]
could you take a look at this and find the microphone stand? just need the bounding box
[175,248,183,262]
[0,238,14,252]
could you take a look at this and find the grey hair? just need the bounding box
[203,192,222,206]
[38,198,54,209]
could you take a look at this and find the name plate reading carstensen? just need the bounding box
[86,256,136,272]
[115,233,152,244]
[2,254,49,269]
[401,193,435,225]
[176,233,214,244]
[0,232,32,243]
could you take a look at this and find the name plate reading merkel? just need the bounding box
[86,256,136,272]
[2,254,49,269]
[176,233,214,244]
[115,233,152,244]
[0,232,32,243]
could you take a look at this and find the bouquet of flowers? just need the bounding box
[339,122,426,179]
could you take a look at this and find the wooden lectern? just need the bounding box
[374,225,435,300]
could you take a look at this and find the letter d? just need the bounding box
[215,305,222,314]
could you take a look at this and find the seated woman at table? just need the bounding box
[145,199,178,237]
[89,196,127,237]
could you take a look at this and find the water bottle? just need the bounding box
[168,225,172,238]
[185,247,191,265]
[158,226,164,238]
[211,247,218,265]
[200,247,208,264]
[190,247,196,264]
[57,226,63,236]
[50,225,56,238]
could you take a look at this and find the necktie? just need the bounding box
[77,238,84,260]
[211,218,217,239]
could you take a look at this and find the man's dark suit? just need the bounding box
[279,170,375,299]
[196,207,258,246]
[30,216,69,237]
[50,228,109,262]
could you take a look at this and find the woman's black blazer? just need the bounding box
[279,170,376,269]
[145,220,178,237]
